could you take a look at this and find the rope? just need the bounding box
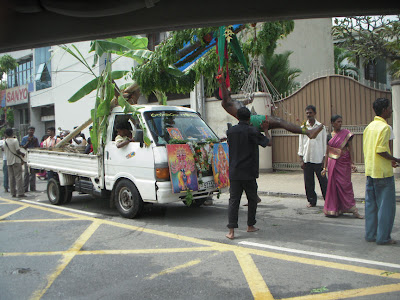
[239,57,300,122]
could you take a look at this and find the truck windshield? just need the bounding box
[144,111,218,145]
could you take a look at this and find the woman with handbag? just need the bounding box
[321,115,363,218]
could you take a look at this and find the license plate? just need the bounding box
[199,180,215,190]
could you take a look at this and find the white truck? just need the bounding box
[27,105,220,218]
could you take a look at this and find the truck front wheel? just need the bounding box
[47,178,65,205]
[114,180,143,218]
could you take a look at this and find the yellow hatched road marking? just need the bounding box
[244,247,400,280]
[30,221,101,300]
[78,247,223,255]
[2,247,220,257]
[0,205,28,220]
[1,218,82,223]
[235,251,274,300]
[3,251,66,257]
[147,259,202,280]
[1,198,399,300]
[282,282,400,300]
[0,197,89,220]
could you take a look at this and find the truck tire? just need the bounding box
[114,180,143,218]
[47,178,65,205]
[64,186,73,204]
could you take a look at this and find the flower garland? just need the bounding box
[187,139,218,183]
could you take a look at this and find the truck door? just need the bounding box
[104,114,156,201]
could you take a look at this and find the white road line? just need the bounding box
[20,200,100,217]
[239,241,400,269]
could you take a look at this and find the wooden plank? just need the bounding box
[330,77,336,117]
[349,80,356,125]
[345,77,351,123]
[360,84,367,124]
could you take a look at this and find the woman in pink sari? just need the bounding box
[321,115,363,218]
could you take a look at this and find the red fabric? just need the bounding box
[216,38,230,99]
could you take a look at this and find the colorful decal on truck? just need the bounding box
[126,151,136,159]
[212,143,230,189]
[166,144,199,193]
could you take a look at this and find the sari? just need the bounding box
[323,129,357,216]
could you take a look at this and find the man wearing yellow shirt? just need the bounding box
[363,98,399,245]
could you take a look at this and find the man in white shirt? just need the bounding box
[298,105,327,207]
[4,128,25,198]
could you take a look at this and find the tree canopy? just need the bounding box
[130,21,295,98]
[332,15,400,79]
[0,54,18,85]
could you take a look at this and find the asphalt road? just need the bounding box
[1,179,400,300]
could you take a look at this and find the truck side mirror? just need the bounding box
[134,129,144,148]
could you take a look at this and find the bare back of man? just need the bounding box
[218,72,323,139]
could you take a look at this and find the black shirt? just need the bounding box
[227,121,269,180]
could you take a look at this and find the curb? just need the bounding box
[258,191,400,202]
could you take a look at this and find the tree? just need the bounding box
[261,50,301,95]
[332,15,400,79]
[334,46,359,79]
[0,54,18,85]
[61,36,152,153]
[0,55,17,130]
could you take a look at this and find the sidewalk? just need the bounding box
[257,170,400,201]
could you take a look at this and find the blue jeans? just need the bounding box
[3,159,8,190]
[365,176,396,244]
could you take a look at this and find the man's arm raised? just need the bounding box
[261,120,272,146]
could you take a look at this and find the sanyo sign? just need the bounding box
[6,84,29,106]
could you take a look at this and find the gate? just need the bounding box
[271,75,392,171]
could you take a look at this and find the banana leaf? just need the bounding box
[110,36,148,50]
[60,45,95,76]
[90,36,148,55]
[96,99,111,118]
[121,49,153,64]
[68,70,129,103]
[90,36,149,66]
[90,109,99,153]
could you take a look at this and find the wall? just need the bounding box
[205,93,273,172]
[276,18,334,85]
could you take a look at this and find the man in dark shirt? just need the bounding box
[21,126,40,192]
[226,107,271,239]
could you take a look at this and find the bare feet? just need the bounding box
[226,229,234,240]
[353,212,364,219]
[307,203,316,208]
[247,226,259,232]
[307,124,324,139]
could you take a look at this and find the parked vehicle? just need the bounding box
[28,105,220,218]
